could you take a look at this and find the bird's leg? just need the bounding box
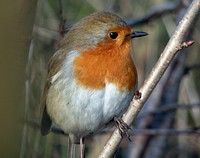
[80,137,85,158]
[68,135,84,158]
[114,117,132,141]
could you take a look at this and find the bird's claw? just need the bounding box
[114,117,132,141]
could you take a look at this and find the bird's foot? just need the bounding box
[114,117,132,141]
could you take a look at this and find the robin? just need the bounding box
[40,11,147,156]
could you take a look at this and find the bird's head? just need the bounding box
[62,12,148,52]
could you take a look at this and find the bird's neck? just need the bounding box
[73,41,137,91]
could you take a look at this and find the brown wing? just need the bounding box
[40,49,67,135]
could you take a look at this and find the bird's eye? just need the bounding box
[109,32,118,39]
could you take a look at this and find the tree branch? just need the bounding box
[126,1,182,26]
[129,127,200,135]
[139,102,200,118]
[97,0,200,158]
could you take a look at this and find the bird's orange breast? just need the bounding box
[73,39,137,91]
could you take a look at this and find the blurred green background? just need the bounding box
[0,0,37,157]
[0,0,199,158]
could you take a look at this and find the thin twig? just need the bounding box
[185,63,200,74]
[139,102,200,118]
[58,0,66,38]
[175,40,195,51]
[129,127,200,135]
[127,1,182,26]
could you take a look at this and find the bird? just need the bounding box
[40,11,147,157]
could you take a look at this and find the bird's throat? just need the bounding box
[73,41,137,91]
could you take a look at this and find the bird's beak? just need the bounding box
[126,31,148,39]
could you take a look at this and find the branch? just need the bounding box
[97,0,200,157]
[129,127,200,135]
[185,63,200,73]
[139,102,200,118]
[126,1,182,27]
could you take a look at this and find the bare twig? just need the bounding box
[58,0,66,38]
[127,1,182,26]
[129,128,200,135]
[139,102,200,117]
[185,63,200,73]
[175,40,195,51]
[97,0,200,157]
